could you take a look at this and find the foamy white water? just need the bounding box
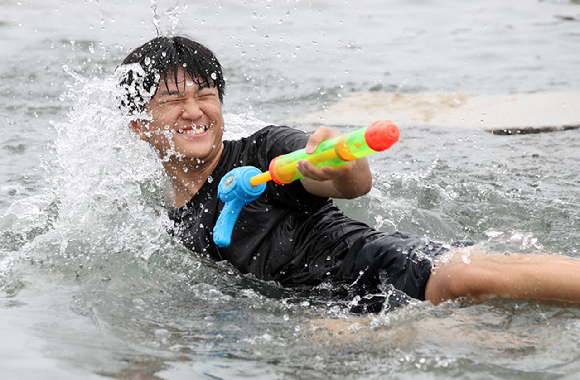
[296,91,580,132]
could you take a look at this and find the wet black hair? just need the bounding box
[118,36,226,113]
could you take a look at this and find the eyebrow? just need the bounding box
[157,89,183,97]
[158,86,216,97]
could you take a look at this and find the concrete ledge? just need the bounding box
[292,91,580,134]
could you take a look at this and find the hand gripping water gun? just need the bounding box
[213,120,400,247]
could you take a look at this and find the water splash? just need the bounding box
[1,65,173,274]
[151,0,162,36]
[150,0,187,37]
[483,228,545,253]
[165,0,184,35]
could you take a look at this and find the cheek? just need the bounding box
[201,100,221,114]
[150,105,179,123]
[208,106,224,124]
[144,125,175,142]
[147,115,177,131]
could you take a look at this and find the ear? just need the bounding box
[130,120,148,140]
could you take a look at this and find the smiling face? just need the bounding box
[134,68,225,167]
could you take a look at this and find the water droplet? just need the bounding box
[155,329,170,341]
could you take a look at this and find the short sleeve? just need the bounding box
[240,125,330,212]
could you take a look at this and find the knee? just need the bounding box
[425,260,499,305]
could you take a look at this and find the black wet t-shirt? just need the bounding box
[168,125,379,287]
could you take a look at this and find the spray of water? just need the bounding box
[0,65,182,293]
[150,0,186,37]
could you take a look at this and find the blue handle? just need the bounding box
[213,166,266,247]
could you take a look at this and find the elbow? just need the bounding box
[356,165,374,197]
[342,178,373,200]
[360,178,373,197]
[363,178,373,196]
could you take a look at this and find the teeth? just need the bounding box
[179,125,208,135]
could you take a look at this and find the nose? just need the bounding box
[180,98,203,121]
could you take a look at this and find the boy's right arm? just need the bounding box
[298,126,373,199]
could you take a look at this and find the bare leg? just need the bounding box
[425,245,580,305]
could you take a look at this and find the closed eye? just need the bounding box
[197,91,216,98]
[197,86,218,96]
[158,96,184,105]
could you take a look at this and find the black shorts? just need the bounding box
[350,231,474,301]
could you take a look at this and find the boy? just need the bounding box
[118,35,580,311]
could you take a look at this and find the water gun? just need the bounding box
[213,120,400,247]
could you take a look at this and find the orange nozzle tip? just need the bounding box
[365,120,399,151]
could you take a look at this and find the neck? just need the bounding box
[162,143,224,207]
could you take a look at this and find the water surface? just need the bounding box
[1,0,580,379]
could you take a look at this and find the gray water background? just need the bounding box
[1,0,580,379]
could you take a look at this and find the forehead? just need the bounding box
[160,68,195,88]
[157,67,215,95]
